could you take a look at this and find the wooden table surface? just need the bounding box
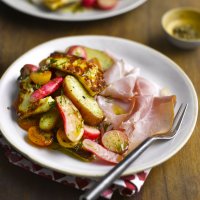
[0,0,199,199]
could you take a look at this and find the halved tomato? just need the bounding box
[30,71,52,85]
[28,126,53,147]
[56,127,78,148]
[17,117,39,131]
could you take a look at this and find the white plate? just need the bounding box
[0,36,198,177]
[1,0,147,21]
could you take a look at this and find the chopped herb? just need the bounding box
[34,84,41,90]
[103,122,112,132]
[50,58,57,64]
[38,64,50,72]
[48,101,55,109]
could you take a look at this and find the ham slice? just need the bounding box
[100,75,137,100]
[103,59,140,84]
[101,59,140,100]
[121,95,176,153]
[134,77,159,96]
[103,59,126,84]
[97,96,135,129]
[121,95,154,128]
[98,58,176,154]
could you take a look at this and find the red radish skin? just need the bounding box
[83,125,100,140]
[82,0,96,7]
[96,0,118,10]
[66,46,87,59]
[56,96,84,142]
[20,64,38,78]
[101,130,129,154]
[30,77,63,102]
[82,139,123,164]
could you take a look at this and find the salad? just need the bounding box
[14,45,176,164]
[30,0,118,12]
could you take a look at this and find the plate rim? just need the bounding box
[1,0,147,21]
[0,35,198,177]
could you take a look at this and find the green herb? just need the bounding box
[38,64,50,72]
[50,58,57,64]
[48,101,55,109]
[103,122,111,132]
[34,84,41,90]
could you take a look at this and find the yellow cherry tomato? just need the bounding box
[17,117,39,131]
[28,126,53,147]
[30,71,52,85]
[56,128,78,148]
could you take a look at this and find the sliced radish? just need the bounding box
[96,0,118,10]
[56,95,84,142]
[30,77,63,102]
[83,125,100,140]
[82,139,123,164]
[82,0,96,7]
[102,130,129,154]
[66,45,87,59]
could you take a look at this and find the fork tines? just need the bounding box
[171,103,188,133]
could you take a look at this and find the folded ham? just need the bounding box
[134,77,159,96]
[98,58,176,154]
[100,75,137,100]
[121,95,176,153]
[97,96,135,129]
[101,60,140,100]
[103,59,140,84]
[103,60,126,84]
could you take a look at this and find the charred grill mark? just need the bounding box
[45,54,106,96]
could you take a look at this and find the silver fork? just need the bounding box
[80,103,188,200]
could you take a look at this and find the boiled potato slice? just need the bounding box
[16,77,55,118]
[85,47,115,71]
[65,45,115,71]
[19,96,55,119]
[63,75,104,126]
[39,108,59,131]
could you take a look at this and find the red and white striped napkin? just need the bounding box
[0,134,150,199]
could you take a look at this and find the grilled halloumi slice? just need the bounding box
[45,53,106,96]
[16,77,55,118]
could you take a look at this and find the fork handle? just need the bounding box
[79,137,156,200]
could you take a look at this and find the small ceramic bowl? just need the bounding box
[162,7,200,49]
